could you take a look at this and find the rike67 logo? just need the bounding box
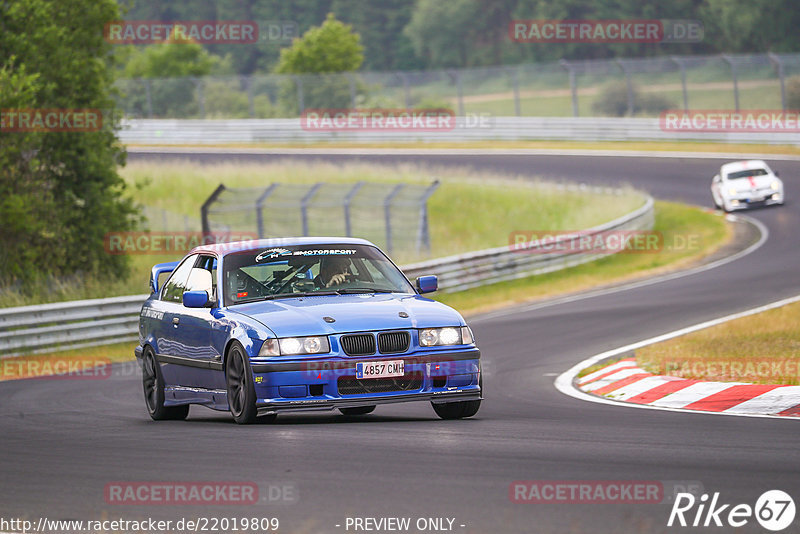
[668,490,795,531]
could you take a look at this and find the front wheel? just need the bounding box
[432,400,481,419]
[226,342,258,424]
[142,347,189,421]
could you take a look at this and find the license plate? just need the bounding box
[356,360,404,379]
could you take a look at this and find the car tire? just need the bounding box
[226,342,258,425]
[339,406,376,416]
[142,347,189,421]
[432,400,481,419]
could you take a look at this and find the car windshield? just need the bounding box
[728,168,768,179]
[222,244,416,306]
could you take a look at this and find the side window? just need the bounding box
[161,255,198,303]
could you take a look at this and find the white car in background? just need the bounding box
[711,160,784,212]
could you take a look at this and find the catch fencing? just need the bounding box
[201,181,440,255]
[114,53,800,120]
[0,193,653,357]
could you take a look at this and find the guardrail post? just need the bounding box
[721,55,740,112]
[255,184,278,238]
[301,183,323,237]
[768,53,787,111]
[670,56,689,111]
[384,184,404,254]
[416,180,440,254]
[343,182,364,237]
[201,184,227,235]
[560,60,579,117]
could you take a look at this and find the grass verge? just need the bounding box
[435,201,730,316]
[637,301,800,386]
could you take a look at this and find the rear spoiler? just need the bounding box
[150,261,180,294]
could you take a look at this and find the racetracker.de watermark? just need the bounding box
[1,358,112,380]
[509,19,703,43]
[300,108,458,131]
[658,358,800,382]
[104,482,298,505]
[103,20,260,44]
[508,230,702,254]
[1,109,102,132]
[104,232,258,255]
[660,110,800,132]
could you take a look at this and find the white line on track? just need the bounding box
[127,146,800,161]
[554,292,800,420]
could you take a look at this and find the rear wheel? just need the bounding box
[142,347,189,421]
[432,400,481,419]
[226,342,258,424]
[339,406,376,416]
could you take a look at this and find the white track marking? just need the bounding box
[581,368,648,392]
[724,386,800,415]
[555,293,800,420]
[604,375,673,401]
[649,382,738,409]
[577,359,637,385]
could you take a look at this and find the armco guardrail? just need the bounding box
[119,117,800,145]
[0,193,653,357]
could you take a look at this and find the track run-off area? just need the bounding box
[2,148,800,533]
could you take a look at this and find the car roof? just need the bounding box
[189,236,377,257]
[721,160,770,176]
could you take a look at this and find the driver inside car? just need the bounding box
[315,256,353,288]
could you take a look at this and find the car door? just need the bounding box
[156,254,198,386]
[177,255,224,389]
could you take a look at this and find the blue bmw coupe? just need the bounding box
[135,238,482,424]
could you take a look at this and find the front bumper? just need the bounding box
[725,191,783,209]
[250,348,482,415]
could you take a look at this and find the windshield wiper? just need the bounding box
[335,288,396,294]
[263,291,338,300]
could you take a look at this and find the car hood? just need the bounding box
[230,293,465,337]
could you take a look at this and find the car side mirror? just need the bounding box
[416,275,438,294]
[183,290,211,308]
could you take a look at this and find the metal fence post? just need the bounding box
[616,60,634,116]
[301,183,323,237]
[144,79,153,118]
[417,180,440,254]
[255,184,278,238]
[560,60,579,117]
[722,55,740,112]
[507,67,521,116]
[769,53,787,111]
[201,184,227,235]
[670,56,689,111]
[195,77,205,118]
[343,182,364,237]
[244,75,255,118]
[383,184,404,254]
[294,75,305,113]
[448,70,464,115]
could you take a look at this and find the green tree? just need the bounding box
[274,13,364,112]
[0,0,137,288]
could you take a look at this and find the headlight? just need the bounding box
[771,180,781,191]
[258,336,330,356]
[419,326,473,347]
[728,187,737,196]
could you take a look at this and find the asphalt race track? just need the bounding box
[2,150,800,533]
